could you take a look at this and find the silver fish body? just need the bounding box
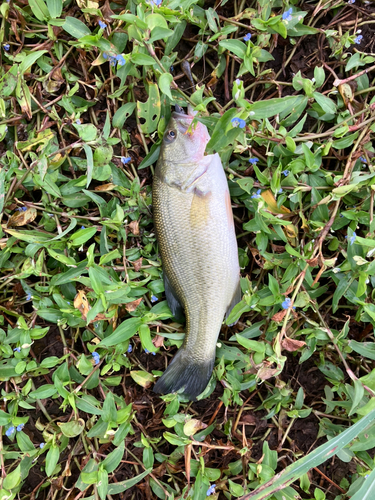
[152,107,241,400]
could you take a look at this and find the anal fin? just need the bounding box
[226,280,242,327]
[164,272,185,323]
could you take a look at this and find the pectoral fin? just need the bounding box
[164,272,185,323]
[226,280,242,326]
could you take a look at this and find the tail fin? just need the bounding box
[153,348,215,401]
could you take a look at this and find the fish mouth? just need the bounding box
[172,104,195,119]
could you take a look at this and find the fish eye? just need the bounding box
[164,129,177,144]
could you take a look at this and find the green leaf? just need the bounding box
[63,16,91,38]
[137,82,160,134]
[29,385,58,399]
[112,102,137,128]
[313,92,337,114]
[248,95,302,120]
[219,39,246,58]
[348,340,375,360]
[99,317,142,347]
[45,0,62,18]
[28,0,49,21]
[158,73,173,99]
[350,467,375,500]
[45,444,60,476]
[19,50,48,74]
[131,53,156,66]
[102,442,125,473]
[58,419,85,437]
[83,144,93,188]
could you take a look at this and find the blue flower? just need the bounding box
[346,232,357,245]
[248,158,259,164]
[278,188,283,193]
[282,169,290,176]
[354,35,363,44]
[92,352,100,365]
[235,78,241,85]
[76,119,81,124]
[151,295,158,303]
[103,53,109,59]
[148,0,162,5]
[231,117,246,129]
[98,20,107,29]
[16,424,24,432]
[116,54,126,66]
[359,156,367,163]
[282,8,293,21]
[13,347,21,352]
[5,426,15,437]
[207,484,216,496]
[127,344,133,353]
[81,226,85,229]
[145,349,156,355]
[3,44,10,51]
[251,189,261,199]
[40,442,45,449]
[17,206,27,212]
[348,0,355,4]
[121,156,131,164]
[243,33,252,42]
[26,293,32,301]
[282,298,293,309]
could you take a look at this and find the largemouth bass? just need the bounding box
[152,105,241,400]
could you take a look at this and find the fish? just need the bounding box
[152,105,241,400]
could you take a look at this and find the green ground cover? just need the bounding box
[1,0,375,499]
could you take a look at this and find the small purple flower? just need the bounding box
[359,156,367,163]
[76,119,81,125]
[251,189,261,199]
[81,226,85,229]
[148,0,162,5]
[145,348,149,353]
[3,44,10,51]
[98,20,107,29]
[248,158,259,164]
[13,347,21,352]
[207,484,216,496]
[243,33,252,42]
[235,79,241,85]
[92,352,100,365]
[26,293,32,301]
[16,424,24,432]
[16,206,27,212]
[278,188,283,193]
[151,295,158,303]
[127,344,132,353]
[282,169,290,176]
[346,232,357,245]
[5,426,15,438]
[116,54,126,66]
[121,156,131,165]
[348,0,355,4]
[282,8,293,21]
[103,53,109,59]
[231,117,246,129]
[354,35,363,44]
[40,442,45,449]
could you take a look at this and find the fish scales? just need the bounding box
[152,107,241,400]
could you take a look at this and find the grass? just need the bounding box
[1,0,375,499]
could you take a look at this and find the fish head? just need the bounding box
[160,106,210,164]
